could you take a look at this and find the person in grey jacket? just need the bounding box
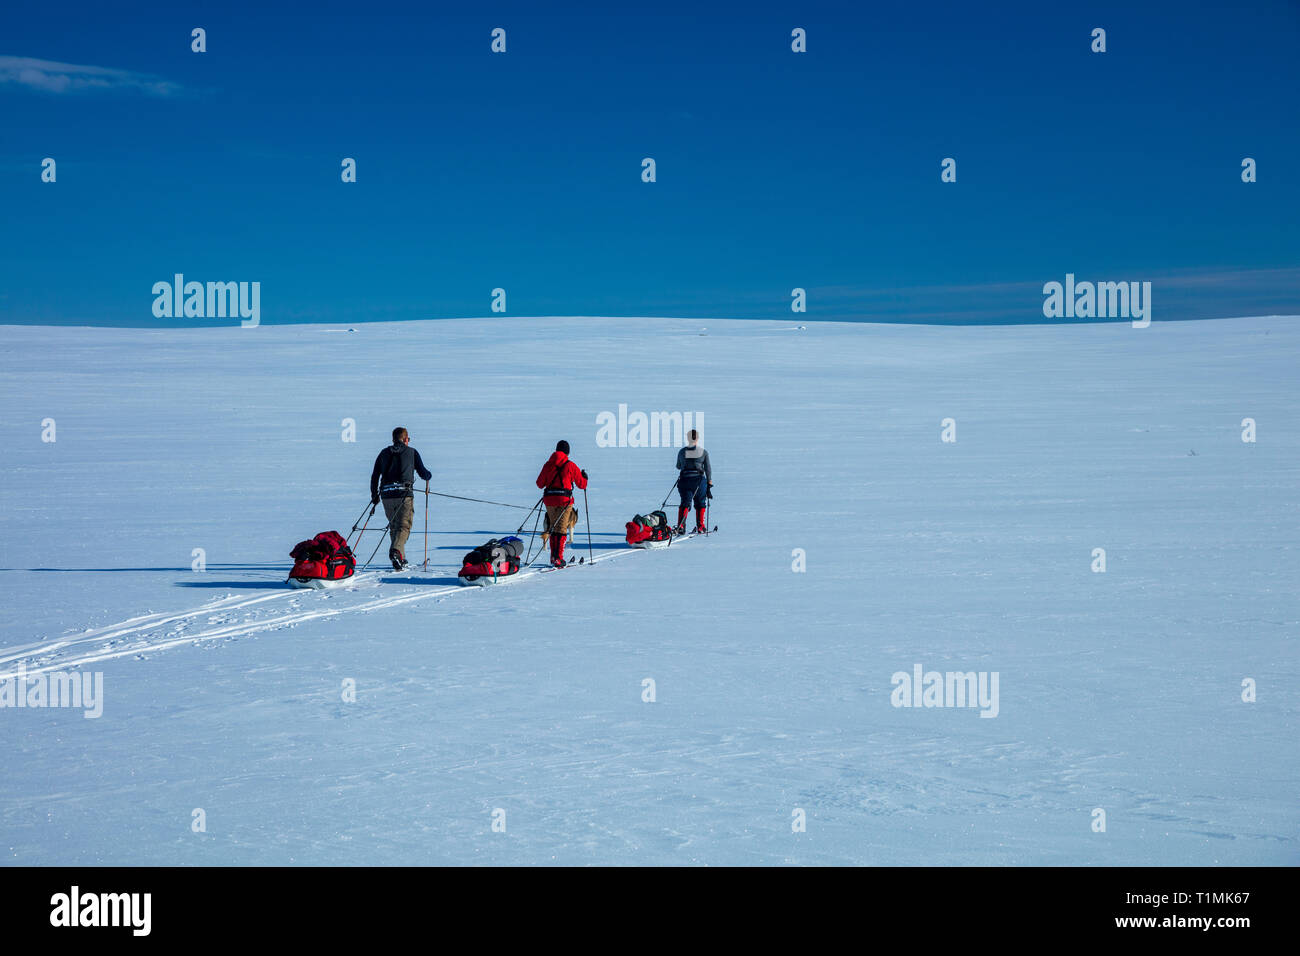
[674,429,712,534]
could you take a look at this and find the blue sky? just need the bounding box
[2,0,1297,326]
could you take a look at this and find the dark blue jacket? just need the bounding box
[371,443,432,499]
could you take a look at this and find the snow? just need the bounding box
[0,315,1296,865]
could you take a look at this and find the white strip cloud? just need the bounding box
[0,56,181,96]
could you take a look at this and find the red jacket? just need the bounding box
[536,451,587,506]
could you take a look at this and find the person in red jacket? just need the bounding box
[535,440,588,567]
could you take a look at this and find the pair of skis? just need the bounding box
[537,555,587,574]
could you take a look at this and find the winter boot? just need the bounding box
[390,548,407,571]
[675,505,689,535]
[695,506,707,534]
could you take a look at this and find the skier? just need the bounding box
[370,427,432,571]
[535,440,588,568]
[674,429,712,534]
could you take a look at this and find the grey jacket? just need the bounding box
[676,445,711,482]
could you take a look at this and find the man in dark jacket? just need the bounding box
[674,429,712,534]
[370,427,432,570]
[535,440,588,568]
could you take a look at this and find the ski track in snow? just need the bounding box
[0,540,699,679]
[3,318,1293,865]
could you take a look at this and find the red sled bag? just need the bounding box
[625,511,673,547]
[458,536,524,586]
[288,530,356,588]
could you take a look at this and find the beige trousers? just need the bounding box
[383,496,414,556]
[542,504,578,542]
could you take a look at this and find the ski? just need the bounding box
[537,556,585,574]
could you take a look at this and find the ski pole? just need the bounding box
[583,484,593,565]
[523,501,548,565]
[659,477,680,510]
[349,501,378,551]
[361,519,391,570]
[422,480,429,569]
[349,500,371,531]
[515,495,546,534]
[519,495,548,565]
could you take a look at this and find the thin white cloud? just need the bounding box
[0,56,181,96]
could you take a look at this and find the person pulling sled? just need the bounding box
[674,429,712,534]
[370,426,433,570]
[535,440,588,568]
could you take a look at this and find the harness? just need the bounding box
[680,445,706,476]
[543,459,571,498]
[379,445,415,497]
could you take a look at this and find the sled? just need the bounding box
[457,571,520,587]
[288,574,354,590]
[629,537,672,550]
[287,530,357,589]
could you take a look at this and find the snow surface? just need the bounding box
[0,315,1296,865]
